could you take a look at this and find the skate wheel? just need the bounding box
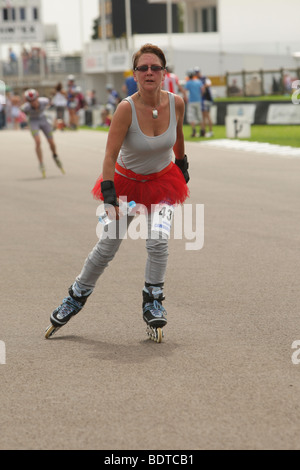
[45,324,59,339]
[146,326,163,343]
[156,328,163,343]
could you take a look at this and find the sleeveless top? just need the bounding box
[52,92,67,108]
[21,98,49,121]
[116,92,177,175]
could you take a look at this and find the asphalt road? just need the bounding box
[1,128,300,450]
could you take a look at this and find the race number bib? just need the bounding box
[151,203,174,238]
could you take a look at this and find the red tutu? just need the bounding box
[92,162,189,209]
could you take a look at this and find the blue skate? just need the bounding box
[45,284,92,338]
[143,285,167,343]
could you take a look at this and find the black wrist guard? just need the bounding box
[175,155,190,183]
[100,180,118,207]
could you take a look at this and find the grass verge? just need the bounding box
[215,95,292,102]
[80,124,300,148]
[183,125,300,148]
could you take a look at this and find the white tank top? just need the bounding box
[116,92,177,175]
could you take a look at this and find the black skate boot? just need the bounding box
[45,284,92,338]
[143,284,167,342]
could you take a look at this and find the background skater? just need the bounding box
[21,89,65,178]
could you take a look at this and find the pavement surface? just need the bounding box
[1,128,300,450]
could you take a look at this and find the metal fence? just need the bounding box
[1,55,82,77]
[1,54,82,89]
[226,68,300,97]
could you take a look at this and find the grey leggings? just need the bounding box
[75,213,169,292]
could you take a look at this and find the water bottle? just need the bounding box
[98,200,136,226]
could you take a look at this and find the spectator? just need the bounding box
[30,47,40,74]
[245,75,262,96]
[21,47,30,75]
[272,77,280,94]
[9,47,17,62]
[193,67,214,137]
[122,70,138,96]
[67,75,77,129]
[201,77,214,137]
[74,86,86,128]
[85,90,97,108]
[90,90,97,106]
[228,79,242,96]
[5,91,12,128]
[11,93,21,130]
[51,82,67,130]
[106,84,121,113]
[8,47,18,75]
[283,73,293,94]
[99,106,112,127]
[163,66,187,102]
[184,70,205,137]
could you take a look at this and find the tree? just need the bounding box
[91,18,100,40]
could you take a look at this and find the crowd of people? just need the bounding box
[0,64,214,138]
[4,46,48,76]
[182,66,214,138]
[0,75,88,132]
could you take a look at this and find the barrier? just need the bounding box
[82,101,298,128]
[216,100,297,125]
[92,109,102,127]
[225,115,251,138]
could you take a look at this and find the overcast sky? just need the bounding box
[41,0,99,54]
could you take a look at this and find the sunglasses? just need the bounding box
[134,65,165,72]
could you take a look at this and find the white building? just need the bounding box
[0,0,74,91]
[147,0,300,60]
[0,0,44,44]
[83,0,300,100]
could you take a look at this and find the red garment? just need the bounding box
[92,163,189,209]
[75,93,85,112]
[163,72,180,94]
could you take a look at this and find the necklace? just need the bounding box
[138,93,161,119]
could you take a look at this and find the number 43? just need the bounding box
[159,206,173,221]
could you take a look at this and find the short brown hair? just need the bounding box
[132,44,166,70]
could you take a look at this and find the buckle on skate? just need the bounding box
[51,296,83,326]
